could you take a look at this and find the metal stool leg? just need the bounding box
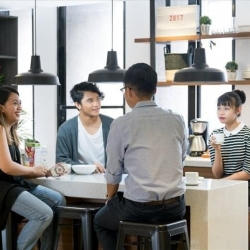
[81,211,92,250]
[151,230,171,250]
[4,213,17,250]
[0,231,3,250]
[90,213,99,250]
[116,226,126,250]
[182,227,190,250]
[51,211,63,250]
[73,219,82,250]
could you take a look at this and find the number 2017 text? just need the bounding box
[169,15,183,21]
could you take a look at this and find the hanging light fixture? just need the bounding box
[13,0,60,86]
[88,0,126,82]
[173,24,226,83]
[173,47,227,82]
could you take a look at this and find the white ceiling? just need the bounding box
[0,0,240,11]
[0,0,126,11]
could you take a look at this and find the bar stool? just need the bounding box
[52,203,103,250]
[116,219,189,250]
[0,231,3,250]
[1,213,41,250]
[1,212,19,250]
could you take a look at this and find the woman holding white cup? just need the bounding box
[209,90,250,203]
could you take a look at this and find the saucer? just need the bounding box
[185,181,201,186]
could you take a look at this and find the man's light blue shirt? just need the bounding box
[105,100,187,202]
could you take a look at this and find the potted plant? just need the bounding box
[225,61,238,80]
[17,110,35,165]
[200,16,212,35]
[17,110,33,143]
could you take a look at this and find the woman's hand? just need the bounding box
[46,163,69,177]
[209,135,221,151]
[32,166,47,178]
[94,163,105,173]
[46,169,67,177]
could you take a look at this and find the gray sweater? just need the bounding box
[56,114,113,166]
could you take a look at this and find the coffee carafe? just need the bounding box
[189,119,208,157]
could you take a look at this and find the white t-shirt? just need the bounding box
[77,117,105,166]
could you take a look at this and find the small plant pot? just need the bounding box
[200,24,210,35]
[227,71,237,81]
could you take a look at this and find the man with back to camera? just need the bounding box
[56,81,113,172]
[94,63,188,250]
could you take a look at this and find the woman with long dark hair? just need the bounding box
[0,86,66,250]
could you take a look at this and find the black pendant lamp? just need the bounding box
[88,0,125,83]
[13,0,60,86]
[173,22,226,83]
[174,47,226,82]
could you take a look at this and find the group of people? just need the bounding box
[0,62,249,250]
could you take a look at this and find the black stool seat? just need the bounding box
[52,203,103,250]
[116,219,189,250]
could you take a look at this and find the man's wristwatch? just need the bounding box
[105,192,109,199]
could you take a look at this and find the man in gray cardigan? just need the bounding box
[56,82,113,172]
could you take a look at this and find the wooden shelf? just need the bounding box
[0,15,18,85]
[0,55,17,59]
[135,32,250,43]
[157,80,250,86]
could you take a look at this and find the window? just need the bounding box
[11,9,33,145]
[200,1,233,134]
[66,2,124,120]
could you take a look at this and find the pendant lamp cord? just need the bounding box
[199,30,202,48]
[111,0,113,51]
[199,13,202,48]
[32,0,37,139]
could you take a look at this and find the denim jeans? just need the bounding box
[94,192,186,250]
[11,185,66,250]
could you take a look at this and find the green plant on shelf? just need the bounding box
[225,61,238,72]
[200,16,212,25]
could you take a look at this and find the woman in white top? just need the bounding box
[209,90,250,194]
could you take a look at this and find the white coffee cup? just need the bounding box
[213,133,224,144]
[185,172,199,185]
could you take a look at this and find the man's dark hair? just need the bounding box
[123,63,157,97]
[70,81,105,104]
